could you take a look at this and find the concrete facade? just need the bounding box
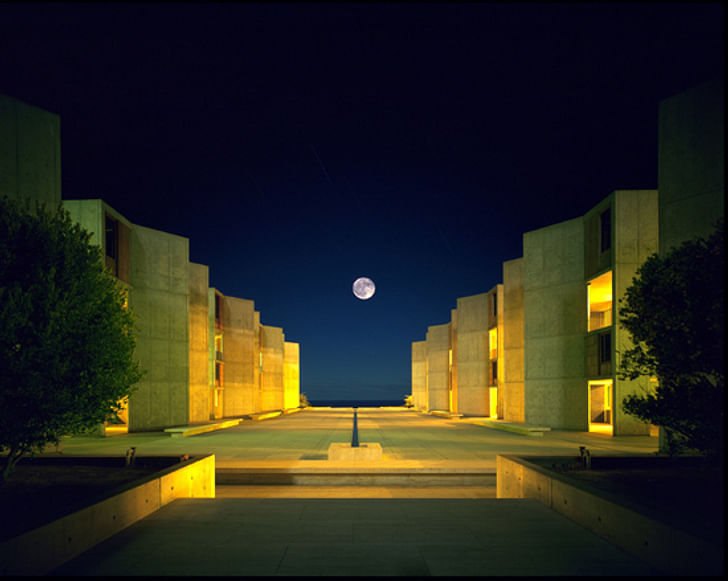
[61,200,300,432]
[188,263,211,423]
[5,92,300,432]
[523,217,587,430]
[411,341,427,410]
[284,341,301,411]
[454,292,489,416]
[127,224,191,431]
[425,323,451,412]
[502,258,524,423]
[0,94,62,208]
[658,77,724,255]
[260,324,285,412]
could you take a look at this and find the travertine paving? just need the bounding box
[44,408,663,576]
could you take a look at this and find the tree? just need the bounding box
[618,220,724,458]
[0,197,143,481]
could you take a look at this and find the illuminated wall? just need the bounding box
[127,224,191,431]
[0,93,61,208]
[426,323,451,411]
[284,341,300,410]
[221,295,258,416]
[502,258,524,423]
[188,262,211,423]
[523,217,587,430]
[612,190,658,435]
[260,324,285,412]
[411,341,427,410]
[453,292,490,416]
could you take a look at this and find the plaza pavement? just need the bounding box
[48,407,663,576]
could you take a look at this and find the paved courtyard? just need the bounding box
[43,408,666,575]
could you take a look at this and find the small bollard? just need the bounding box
[125,447,136,467]
[579,446,591,469]
[351,406,359,448]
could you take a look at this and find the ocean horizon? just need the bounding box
[308,399,406,408]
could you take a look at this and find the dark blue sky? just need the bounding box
[2,2,723,402]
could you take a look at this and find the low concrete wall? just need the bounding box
[0,454,215,576]
[497,454,722,575]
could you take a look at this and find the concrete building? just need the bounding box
[502,258,525,423]
[1,93,301,433]
[413,286,504,418]
[0,94,61,208]
[658,77,724,254]
[521,190,659,435]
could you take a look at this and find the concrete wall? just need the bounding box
[128,225,190,431]
[222,295,258,416]
[0,93,61,208]
[523,217,587,430]
[411,341,427,410]
[260,324,285,412]
[426,323,451,412]
[188,262,211,423]
[658,77,724,255]
[284,341,300,410]
[503,258,525,422]
[454,293,489,416]
[613,190,659,435]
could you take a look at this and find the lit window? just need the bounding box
[489,327,498,360]
[587,271,613,331]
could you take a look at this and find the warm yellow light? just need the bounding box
[489,328,498,360]
[587,271,613,331]
[588,379,613,433]
[489,387,498,418]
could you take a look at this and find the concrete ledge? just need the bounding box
[429,410,463,419]
[251,411,283,421]
[328,443,383,461]
[217,466,495,486]
[0,454,215,576]
[164,419,241,437]
[496,454,722,575]
[469,420,550,436]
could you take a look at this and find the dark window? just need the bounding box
[215,294,222,328]
[493,293,498,317]
[600,209,611,253]
[105,215,118,260]
[492,361,497,381]
[599,332,611,364]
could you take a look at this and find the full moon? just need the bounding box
[352,277,376,300]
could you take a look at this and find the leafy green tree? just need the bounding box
[0,197,143,481]
[618,220,724,458]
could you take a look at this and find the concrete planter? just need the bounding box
[497,454,723,575]
[0,454,215,576]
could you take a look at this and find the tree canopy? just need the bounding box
[0,197,143,481]
[618,220,724,458]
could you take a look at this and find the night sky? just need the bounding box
[2,2,723,402]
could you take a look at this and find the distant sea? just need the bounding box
[308,400,405,408]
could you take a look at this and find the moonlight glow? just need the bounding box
[353,277,376,300]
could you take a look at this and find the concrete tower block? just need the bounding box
[455,292,490,416]
[503,258,525,423]
[523,217,587,430]
[260,324,285,412]
[284,341,300,410]
[659,78,724,255]
[0,94,61,207]
[188,262,211,423]
[222,296,257,416]
[128,225,190,431]
[426,323,451,412]
[411,341,427,410]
